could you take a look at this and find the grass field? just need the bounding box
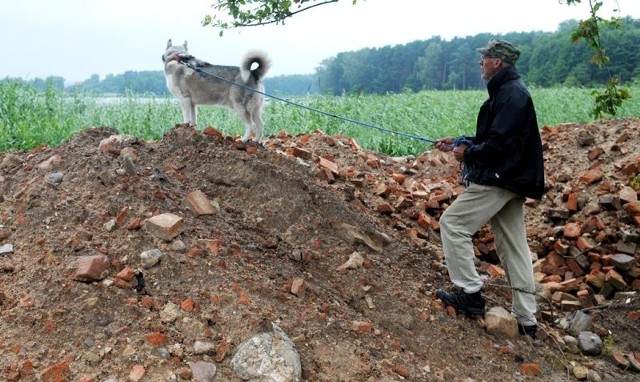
[1,80,638,156]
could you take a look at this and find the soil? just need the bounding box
[0,117,638,382]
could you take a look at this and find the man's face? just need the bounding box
[478,55,502,80]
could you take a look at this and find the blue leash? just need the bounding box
[178,59,439,145]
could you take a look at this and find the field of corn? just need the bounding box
[1,80,638,156]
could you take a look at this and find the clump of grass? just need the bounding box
[630,174,640,191]
[602,334,615,357]
[0,80,84,151]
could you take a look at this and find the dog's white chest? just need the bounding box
[165,72,183,97]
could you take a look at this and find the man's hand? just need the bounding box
[452,144,467,162]
[434,137,454,152]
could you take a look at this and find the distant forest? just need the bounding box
[6,17,640,96]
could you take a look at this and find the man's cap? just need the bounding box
[477,39,521,65]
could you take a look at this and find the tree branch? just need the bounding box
[204,0,344,30]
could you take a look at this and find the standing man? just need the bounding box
[434,39,544,339]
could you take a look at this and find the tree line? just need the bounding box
[5,17,639,96]
[316,17,640,95]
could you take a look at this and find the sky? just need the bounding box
[2,0,640,85]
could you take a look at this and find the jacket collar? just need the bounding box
[487,66,520,96]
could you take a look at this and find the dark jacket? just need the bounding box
[461,66,545,199]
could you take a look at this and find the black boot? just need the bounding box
[518,323,537,339]
[436,289,485,316]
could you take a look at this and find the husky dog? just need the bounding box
[162,39,271,142]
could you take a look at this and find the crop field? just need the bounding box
[1,81,638,156]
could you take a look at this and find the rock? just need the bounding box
[139,248,164,269]
[45,171,64,185]
[1,153,23,171]
[572,364,589,380]
[231,322,301,382]
[336,251,364,272]
[160,302,181,323]
[0,243,14,255]
[578,331,603,356]
[567,311,593,336]
[188,361,217,382]
[610,253,636,271]
[193,341,216,355]
[484,306,518,337]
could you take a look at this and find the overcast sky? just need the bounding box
[2,0,640,84]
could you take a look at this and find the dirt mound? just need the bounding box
[0,119,638,382]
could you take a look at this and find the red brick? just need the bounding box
[392,363,410,378]
[486,264,505,278]
[576,237,595,252]
[299,134,310,145]
[177,367,193,380]
[318,157,338,174]
[144,213,184,241]
[202,239,221,256]
[41,359,71,382]
[73,255,110,282]
[558,278,580,292]
[392,173,406,185]
[203,126,223,138]
[586,270,606,289]
[287,146,312,160]
[543,274,563,283]
[624,200,640,217]
[186,190,215,216]
[605,269,627,290]
[351,320,373,334]
[377,203,395,215]
[116,266,135,281]
[290,278,305,296]
[316,168,335,181]
[587,146,604,161]
[144,332,167,347]
[129,365,146,382]
[417,212,432,229]
[113,277,131,289]
[140,296,158,310]
[245,145,258,154]
[582,216,605,233]
[579,168,603,184]
[181,298,195,312]
[563,222,581,239]
[619,186,638,203]
[216,341,230,363]
[548,251,567,265]
[566,193,578,212]
[518,363,541,376]
[237,292,250,306]
[126,218,142,230]
[115,208,128,227]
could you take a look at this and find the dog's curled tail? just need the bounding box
[241,51,271,83]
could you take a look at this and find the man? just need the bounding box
[434,39,544,339]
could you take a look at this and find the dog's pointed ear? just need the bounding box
[167,39,173,49]
[183,41,188,49]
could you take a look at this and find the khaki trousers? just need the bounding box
[439,183,537,326]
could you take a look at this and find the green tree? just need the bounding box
[316,55,345,95]
[562,0,631,118]
[413,41,443,90]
